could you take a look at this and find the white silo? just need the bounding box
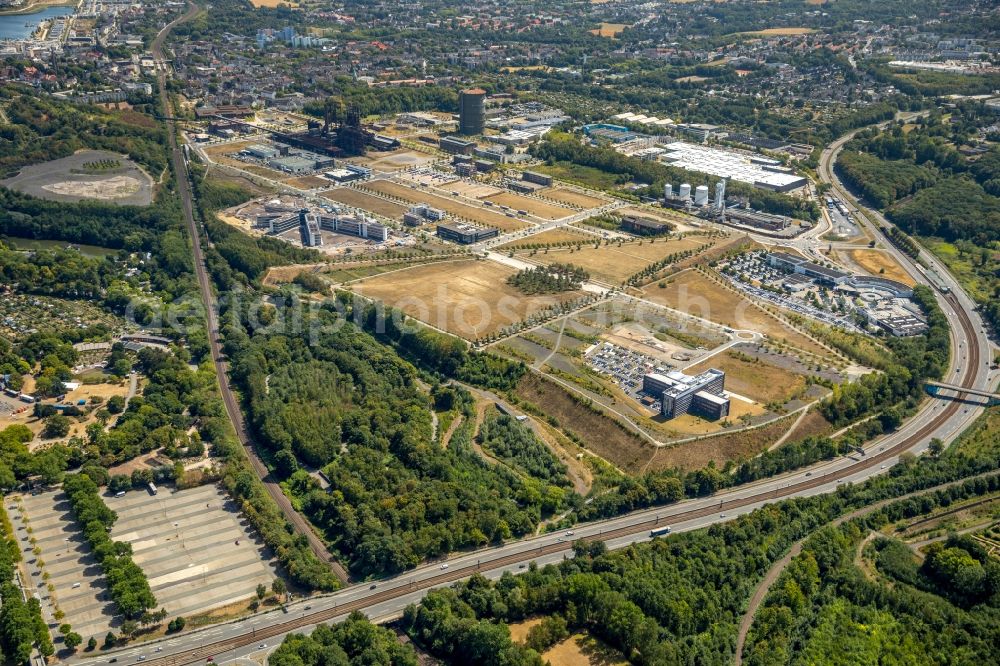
[664,183,673,200]
[679,183,691,200]
[714,180,726,210]
[694,185,709,206]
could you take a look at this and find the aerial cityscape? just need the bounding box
[0,0,997,664]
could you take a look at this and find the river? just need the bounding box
[0,6,72,41]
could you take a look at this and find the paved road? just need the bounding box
[149,3,349,584]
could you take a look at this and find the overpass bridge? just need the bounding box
[925,381,1000,406]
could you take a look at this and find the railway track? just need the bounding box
[150,3,349,583]
[142,289,980,665]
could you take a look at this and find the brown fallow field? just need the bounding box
[523,236,716,284]
[320,188,409,219]
[364,180,530,231]
[350,260,583,339]
[484,191,574,221]
[641,270,834,360]
[540,187,609,209]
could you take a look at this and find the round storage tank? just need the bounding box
[679,183,691,199]
[694,185,709,206]
[664,183,673,199]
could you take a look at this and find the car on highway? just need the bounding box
[565,531,575,537]
[369,584,377,590]
[258,644,268,649]
[440,563,449,569]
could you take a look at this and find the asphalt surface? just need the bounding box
[80,45,998,666]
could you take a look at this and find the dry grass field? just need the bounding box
[364,180,530,231]
[843,249,916,286]
[320,188,408,218]
[514,374,656,474]
[444,180,503,198]
[543,634,628,666]
[590,22,628,38]
[350,260,581,339]
[687,351,806,405]
[644,414,797,472]
[498,227,593,249]
[485,191,573,220]
[524,236,713,284]
[282,175,330,190]
[737,27,816,36]
[641,271,833,359]
[780,409,833,445]
[541,187,608,209]
[662,398,765,437]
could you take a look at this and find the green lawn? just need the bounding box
[533,161,626,191]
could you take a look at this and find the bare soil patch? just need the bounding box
[543,633,628,666]
[0,150,153,206]
[283,175,330,190]
[843,249,916,286]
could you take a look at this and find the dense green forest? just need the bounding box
[0,500,52,662]
[0,86,168,177]
[224,293,571,577]
[400,453,1000,666]
[506,263,588,294]
[836,107,1000,245]
[744,486,1000,664]
[268,612,419,666]
[532,133,819,221]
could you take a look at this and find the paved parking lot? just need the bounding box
[108,484,277,620]
[12,490,118,641]
[10,484,278,645]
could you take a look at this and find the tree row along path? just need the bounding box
[151,2,349,583]
[733,469,1000,665]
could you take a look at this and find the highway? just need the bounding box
[88,25,998,662]
[149,3,349,584]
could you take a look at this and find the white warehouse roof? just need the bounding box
[659,141,806,190]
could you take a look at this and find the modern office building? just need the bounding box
[299,211,323,247]
[621,215,670,236]
[767,252,850,286]
[440,135,478,155]
[436,222,498,244]
[643,369,729,420]
[458,88,487,135]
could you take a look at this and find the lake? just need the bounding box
[0,6,72,41]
